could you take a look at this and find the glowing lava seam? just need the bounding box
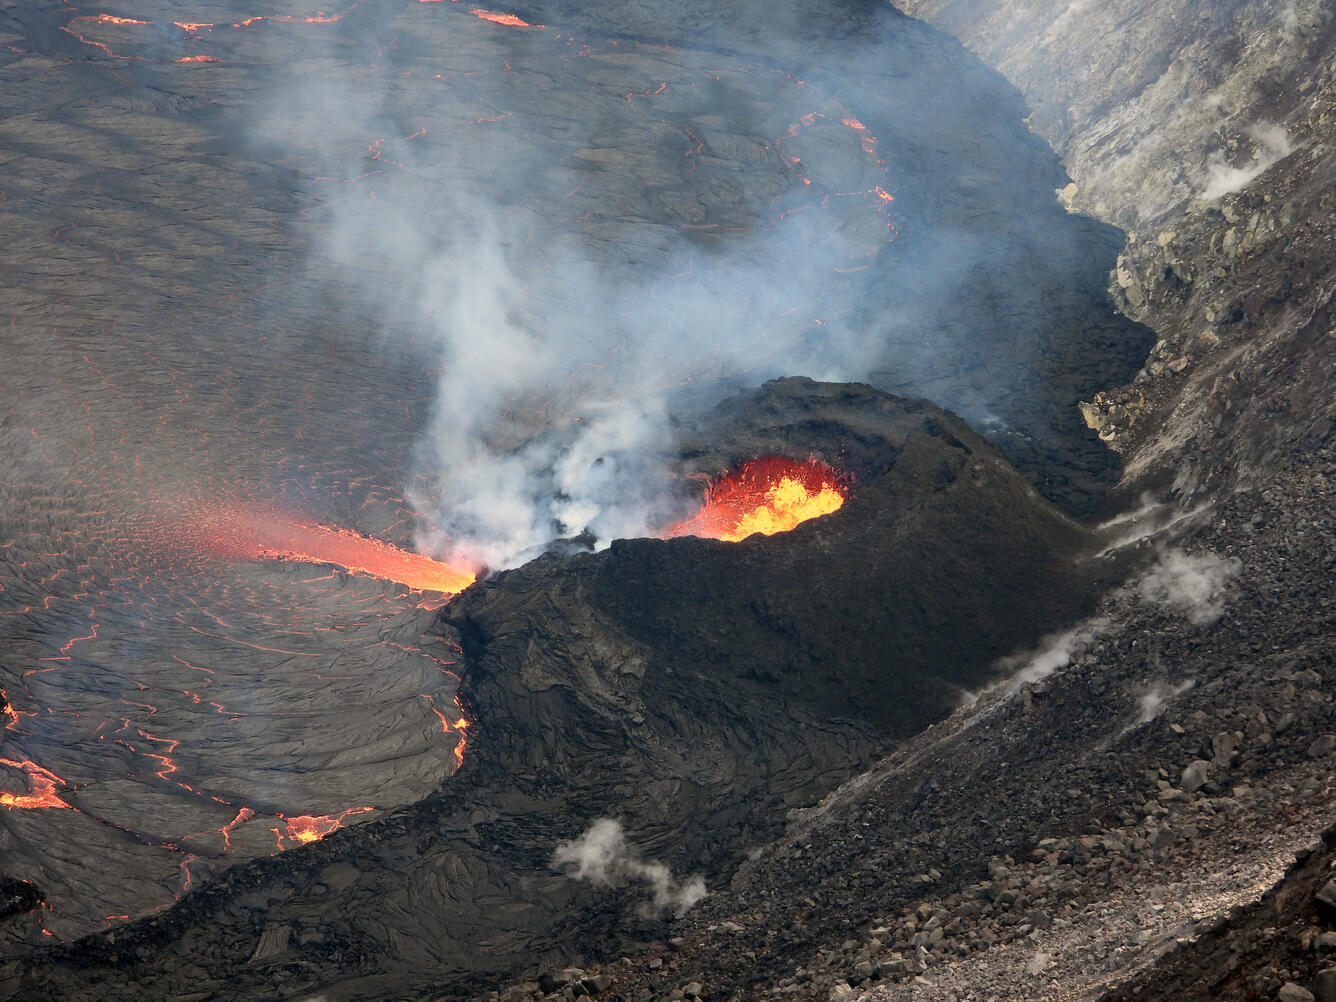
[661,456,847,542]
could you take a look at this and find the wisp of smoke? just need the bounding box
[1136,549,1242,626]
[1136,678,1195,723]
[553,818,707,917]
[1200,122,1292,199]
[964,617,1110,704]
[1282,2,1301,32]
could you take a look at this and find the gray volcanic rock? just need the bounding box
[0,882,39,925]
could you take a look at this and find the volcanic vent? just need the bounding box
[661,456,847,542]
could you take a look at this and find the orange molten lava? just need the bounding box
[661,457,847,542]
[0,758,73,811]
[279,806,374,845]
[470,9,541,27]
[194,507,476,594]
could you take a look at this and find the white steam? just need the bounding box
[995,618,1108,691]
[1094,495,1213,556]
[1136,678,1195,723]
[386,207,870,568]
[1136,549,1242,626]
[958,617,1109,706]
[553,818,707,917]
[304,132,886,569]
[1200,122,1292,199]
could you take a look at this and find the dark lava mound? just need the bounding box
[1,380,1118,1002]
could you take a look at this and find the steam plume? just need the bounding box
[553,819,706,917]
[1201,122,1292,199]
[1136,549,1241,626]
[962,617,1110,705]
[294,86,888,569]
[1136,679,1195,723]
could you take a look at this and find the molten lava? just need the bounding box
[194,506,476,595]
[0,758,73,811]
[662,457,847,542]
[470,9,542,27]
[255,521,476,594]
[277,806,374,847]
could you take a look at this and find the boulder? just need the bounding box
[1180,760,1212,793]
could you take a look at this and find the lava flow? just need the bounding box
[662,457,847,542]
[0,758,73,811]
[195,507,475,595]
[470,9,543,28]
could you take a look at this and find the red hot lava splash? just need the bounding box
[661,457,848,542]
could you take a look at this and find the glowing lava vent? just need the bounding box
[662,457,847,542]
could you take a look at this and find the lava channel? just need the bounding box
[661,456,847,542]
[195,507,476,595]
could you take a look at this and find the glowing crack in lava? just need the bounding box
[662,457,847,542]
[195,506,476,595]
